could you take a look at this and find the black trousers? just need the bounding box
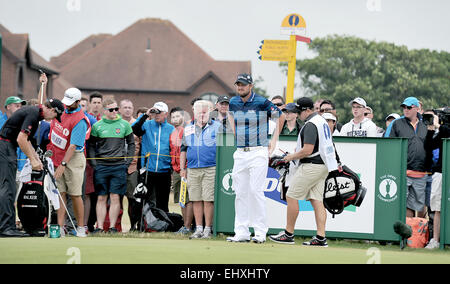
[0,140,18,232]
[144,171,171,213]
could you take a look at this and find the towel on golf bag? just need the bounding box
[142,204,183,232]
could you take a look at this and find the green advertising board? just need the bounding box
[214,134,408,242]
[440,139,450,249]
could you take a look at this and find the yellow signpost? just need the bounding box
[257,13,311,104]
[257,40,293,61]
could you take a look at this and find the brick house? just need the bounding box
[0,24,59,109]
[50,18,251,114]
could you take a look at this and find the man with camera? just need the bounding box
[132,102,175,212]
[385,97,428,218]
[424,107,450,249]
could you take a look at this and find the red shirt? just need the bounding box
[170,126,184,173]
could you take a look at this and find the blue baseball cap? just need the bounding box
[283,103,300,113]
[400,97,420,107]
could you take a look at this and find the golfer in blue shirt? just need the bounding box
[226,73,285,243]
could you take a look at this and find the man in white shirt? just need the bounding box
[339,97,377,137]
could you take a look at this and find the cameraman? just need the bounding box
[424,107,450,249]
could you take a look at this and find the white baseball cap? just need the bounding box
[349,97,367,108]
[385,113,400,121]
[62,88,82,106]
[322,112,337,121]
[152,102,168,113]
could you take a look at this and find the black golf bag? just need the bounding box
[17,170,55,236]
[323,145,367,217]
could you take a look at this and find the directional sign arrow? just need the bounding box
[259,55,292,62]
[295,35,311,43]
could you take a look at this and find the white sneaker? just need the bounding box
[76,226,87,238]
[425,238,439,249]
[201,228,212,239]
[60,226,66,238]
[189,229,204,239]
[251,235,266,244]
[226,235,250,243]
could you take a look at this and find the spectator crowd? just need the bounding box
[0,72,448,249]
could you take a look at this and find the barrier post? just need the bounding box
[440,139,450,250]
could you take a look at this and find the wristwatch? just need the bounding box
[61,161,67,167]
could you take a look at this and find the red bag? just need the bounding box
[103,205,123,232]
[406,217,429,248]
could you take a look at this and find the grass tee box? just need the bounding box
[1,235,449,264]
[214,134,408,243]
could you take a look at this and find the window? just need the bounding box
[17,65,24,98]
[145,38,151,52]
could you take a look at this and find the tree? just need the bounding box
[281,35,450,126]
[252,75,269,98]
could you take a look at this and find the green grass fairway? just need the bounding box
[1,233,449,264]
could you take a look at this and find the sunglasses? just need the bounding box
[402,105,414,110]
[274,103,284,107]
[105,107,119,112]
[364,113,371,116]
[320,108,334,113]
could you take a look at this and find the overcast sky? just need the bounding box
[0,0,448,99]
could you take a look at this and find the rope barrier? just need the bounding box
[17,152,180,161]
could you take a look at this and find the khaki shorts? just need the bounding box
[187,167,216,202]
[430,173,442,212]
[287,163,328,201]
[56,152,86,196]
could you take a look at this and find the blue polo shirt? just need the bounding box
[229,92,282,147]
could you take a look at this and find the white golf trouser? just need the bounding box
[232,147,268,238]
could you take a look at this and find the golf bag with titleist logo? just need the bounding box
[323,144,367,218]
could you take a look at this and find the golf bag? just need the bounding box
[141,204,182,232]
[323,145,366,217]
[269,154,290,201]
[17,170,54,236]
[133,156,183,232]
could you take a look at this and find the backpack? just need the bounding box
[406,217,430,248]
